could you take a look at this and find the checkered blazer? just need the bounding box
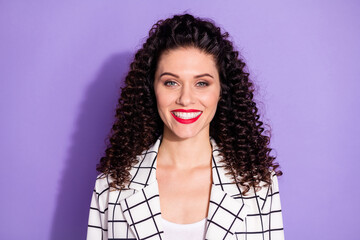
[87,136,284,240]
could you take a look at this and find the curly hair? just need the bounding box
[97,13,282,194]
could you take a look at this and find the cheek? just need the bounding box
[155,90,173,112]
[201,90,221,108]
[156,93,168,108]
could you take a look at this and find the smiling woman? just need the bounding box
[87,14,284,240]
[154,47,221,140]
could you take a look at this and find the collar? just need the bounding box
[126,135,239,191]
[119,135,252,240]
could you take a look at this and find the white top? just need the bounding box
[161,216,207,240]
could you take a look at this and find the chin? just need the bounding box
[166,126,206,140]
[174,132,198,140]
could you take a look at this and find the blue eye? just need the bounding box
[164,81,177,86]
[197,82,209,87]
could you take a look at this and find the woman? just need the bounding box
[87,14,284,240]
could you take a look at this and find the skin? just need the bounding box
[153,47,221,224]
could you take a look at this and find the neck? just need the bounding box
[157,129,213,170]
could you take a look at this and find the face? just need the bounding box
[154,47,221,140]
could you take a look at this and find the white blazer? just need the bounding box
[87,136,285,240]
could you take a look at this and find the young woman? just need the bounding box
[87,14,284,240]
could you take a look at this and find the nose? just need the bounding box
[176,84,195,106]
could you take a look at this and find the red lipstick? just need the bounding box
[171,109,202,124]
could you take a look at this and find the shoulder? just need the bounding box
[239,170,281,211]
[238,170,281,195]
[93,173,111,192]
[269,170,281,191]
[257,170,281,192]
[256,170,281,197]
[92,173,138,204]
[92,173,120,200]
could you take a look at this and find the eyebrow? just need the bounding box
[159,72,214,79]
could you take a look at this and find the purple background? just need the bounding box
[1,1,359,239]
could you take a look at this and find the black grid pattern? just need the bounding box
[87,136,284,240]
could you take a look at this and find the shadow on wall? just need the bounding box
[50,52,133,240]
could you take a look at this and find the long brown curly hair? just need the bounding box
[97,13,282,194]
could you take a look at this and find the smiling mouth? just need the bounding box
[171,111,202,119]
[170,110,203,124]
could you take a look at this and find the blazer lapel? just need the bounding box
[205,141,250,240]
[120,180,164,240]
[119,136,250,240]
[119,137,164,240]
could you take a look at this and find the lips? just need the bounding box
[171,109,202,124]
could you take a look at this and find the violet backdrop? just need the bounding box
[1,1,359,239]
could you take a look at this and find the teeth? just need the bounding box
[172,111,202,119]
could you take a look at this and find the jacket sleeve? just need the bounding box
[241,171,285,240]
[87,175,109,240]
[266,172,285,239]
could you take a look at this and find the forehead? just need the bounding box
[155,47,218,75]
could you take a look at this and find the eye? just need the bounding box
[196,81,209,87]
[164,80,178,87]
